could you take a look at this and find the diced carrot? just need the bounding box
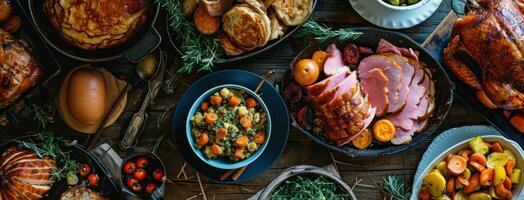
[480,168,494,186]
[240,116,252,129]
[234,148,244,159]
[457,175,470,186]
[419,186,430,200]
[491,142,504,153]
[216,128,228,139]
[463,173,480,194]
[461,149,473,160]
[211,144,222,154]
[228,96,240,106]
[200,102,209,111]
[235,135,248,147]
[506,159,515,175]
[447,155,467,175]
[254,132,265,144]
[205,113,218,124]
[210,95,223,106]
[495,182,513,199]
[447,177,455,195]
[469,153,487,172]
[503,177,512,190]
[510,113,524,133]
[197,133,209,145]
[246,97,257,108]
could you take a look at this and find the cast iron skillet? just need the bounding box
[27,0,161,63]
[0,135,123,199]
[0,0,61,113]
[281,27,454,157]
[167,0,317,63]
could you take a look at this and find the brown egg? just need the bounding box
[0,0,12,23]
[67,68,107,125]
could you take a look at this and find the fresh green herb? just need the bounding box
[382,176,411,200]
[151,134,164,154]
[271,175,349,200]
[155,0,223,74]
[296,20,363,44]
[17,132,78,180]
[29,103,50,131]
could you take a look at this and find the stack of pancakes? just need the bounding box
[192,0,313,56]
[44,0,150,50]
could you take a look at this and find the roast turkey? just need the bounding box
[443,0,524,109]
[0,147,57,199]
[0,29,42,108]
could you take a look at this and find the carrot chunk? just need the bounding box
[491,142,504,153]
[506,159,515,175]
[480,168,494,186]
[463,173,480,194]
[447,155,467,175]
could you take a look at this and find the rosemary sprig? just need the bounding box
[271,175,349,200]
[17,132,78,180]
[29,103,49,131]
[296,20,363,44]
[155,0,223,74]
[382,176,411,200]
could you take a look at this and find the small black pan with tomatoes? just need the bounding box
[121,152,166,199]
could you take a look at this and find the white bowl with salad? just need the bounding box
[412,135,524,200]
[378,0,431,10]
[186,84,271,169]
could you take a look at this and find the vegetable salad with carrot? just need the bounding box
[419,136,521,200]
[191,88,268,161]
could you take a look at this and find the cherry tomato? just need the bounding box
[145,183,157,194]
[135,156,148,168]
[133,168,147,181]
[153,169,164,181]
[127,177,138,188]
[127,178,142,192]
[123,161,136,174]
[87,174,99,186]
[78,163,90,176]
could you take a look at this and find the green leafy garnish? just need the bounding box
[271,175,349,200]
[382,176,411,200]
[296,20,363,44]
[155,0,223,74]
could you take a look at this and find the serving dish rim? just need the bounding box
[185,83,273,170]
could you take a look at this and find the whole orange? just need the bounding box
[293,59,319,86]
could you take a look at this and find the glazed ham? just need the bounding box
[361,69,389,116]
[323,44,349,76]
[0,147,57,199]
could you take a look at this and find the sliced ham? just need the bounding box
[336,104,376,146]
[316,72,358,106]
[400,47,419,61]
[391,126,416,145]
[385,53,415,112]
[324,44,350,76]
[362,68,389,116]
[358,55,403,113]
[386,67,426,130]
[376,39,402,55]
[305,71,348,96]
[416,118,429,133]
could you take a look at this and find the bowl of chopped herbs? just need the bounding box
[258,165,357,200]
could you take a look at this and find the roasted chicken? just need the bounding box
[0,29,41,108]
[444,0,524,110]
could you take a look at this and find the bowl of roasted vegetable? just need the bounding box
[413,135,524,200]
[378,0,430,10]
[186,84,271,169]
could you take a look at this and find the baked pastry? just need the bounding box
[219,32,245,56]
[60,185,106,200]
[268,9,287,40]
[222,4,271,50]
[43,0,149,50]
[271,0,313,26]
[0,29,41,108]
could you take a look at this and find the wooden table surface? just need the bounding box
[0,0,490,199]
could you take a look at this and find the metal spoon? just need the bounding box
[120,50,165,150]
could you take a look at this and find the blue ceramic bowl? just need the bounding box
[185,84,272,169]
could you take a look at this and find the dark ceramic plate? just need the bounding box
[167,0,317,63]
[27,0,161,62]
[0,135,123,199]
[281,27,454,157]
[172,70,289,183]
[0,0,61,113]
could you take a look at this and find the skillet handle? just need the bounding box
[124,28,162,63]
